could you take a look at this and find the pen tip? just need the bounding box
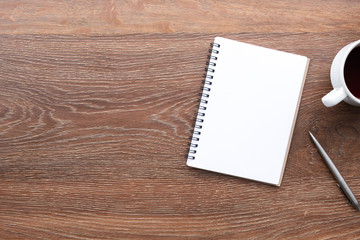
[355,203,360,211]
[309,131,318,143]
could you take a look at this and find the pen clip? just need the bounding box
[337,184,354,207]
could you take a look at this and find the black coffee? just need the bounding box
[344,46,360,99]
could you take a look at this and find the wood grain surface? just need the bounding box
[1,0,360,34]
[1,1,360,239]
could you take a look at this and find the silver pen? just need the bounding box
[309,131,360,211]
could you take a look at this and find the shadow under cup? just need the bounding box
[344,46,360,99]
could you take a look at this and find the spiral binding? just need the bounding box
[187,41,220,160]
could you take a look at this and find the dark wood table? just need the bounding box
[1,1,360,239]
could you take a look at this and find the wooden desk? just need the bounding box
[1,1,360,239]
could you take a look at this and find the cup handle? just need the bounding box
[322,88,347,107]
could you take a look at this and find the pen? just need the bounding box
[309,131,360,211]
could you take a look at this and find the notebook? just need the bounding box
[187,37,310,186]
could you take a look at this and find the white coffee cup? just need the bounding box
[322,40,360,107]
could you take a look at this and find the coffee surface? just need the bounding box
[344,46,360,98]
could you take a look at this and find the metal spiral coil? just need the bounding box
[187,41,220,160]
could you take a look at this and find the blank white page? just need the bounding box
[187,37,310,186]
